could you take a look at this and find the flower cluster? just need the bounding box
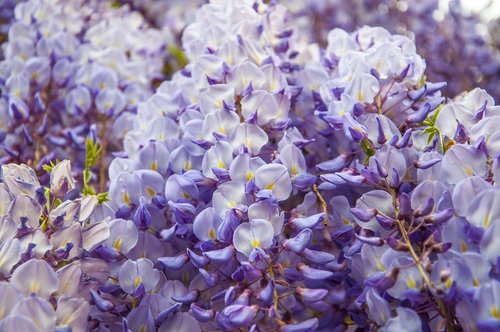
[0,0,169,178]
[98,1,335,330]
[304,25,500,331]
[0,0,499,331]
[0,160,110,332]
[286,0,500,101]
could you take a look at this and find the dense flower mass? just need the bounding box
[0,0,177,181]
[286,0,500,101]
[0,0,499,331]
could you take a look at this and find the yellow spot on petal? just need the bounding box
[291,166,298,177]
[29,281,40,294]
[270,81,277,91]
[251,239,261,248]
[227,201,237,209]
[491,305,500,319]
[217,160,226,168]
[99,83,106,90]
[123,192,131,205]
[147,187,156,197]
[376,260,384,272]
[406,275,417,289]
[218,127,226,135]
[208,227,216,240]
[473,277,480,287]
[245,171,254,182]
[358,91,365,102]
[139,327,147,332]
[113,238,122,251]
[182,191,190,199]
[265,183,276,190]
[483,214,492,228]
[184,161,191,170]
[464,167,474,177]
[134,277,142,288]
[460,240,468,253]
[445,277,453,289]
[151,161,158,171]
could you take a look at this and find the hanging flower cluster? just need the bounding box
[0,160,110,332]
[286,0,500,101]
[0,0,170,176]
[0,0,499,331]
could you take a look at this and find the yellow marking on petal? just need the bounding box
[251,239,261,248]
[113,238,122,251]
[406,275,417,289]
[243,138,250,148]
[291,166,298,177]
[464,167,474,177]
[218,127,226,135]
[473,277,480,287]
[15,89,21,98]
[216,100,223,109]
[283,258,290,267]
[491,305,500,319]
[265,183,276,190]
[341,217,350,225]
[29,281,40,294]
[208,227,216,240]
[99,83,106,90]
[134,277,142,288]
[227,201,237,209]
[130,98,137,105]
[245,171,254,181]
[376,260,385,272]
[123,192,131,205]
[139,327,147,332]
[445,277,453,289]
[19,54,26,61]
[358,91,365,102]
[217,160,226,168]
[184,161,191,170]
[182,191,190,199]
[147,187,156,197]
[460,240,468,253]
[150,161,158,171]
[483,214,492,228]
[339,110,345,116]
[270,81,277,91]
[105,102,112,110]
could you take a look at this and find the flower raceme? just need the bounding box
[0,0,499,331]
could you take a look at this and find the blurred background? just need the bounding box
[1,0,499,99]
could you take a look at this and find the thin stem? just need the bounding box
[98,118,108,193]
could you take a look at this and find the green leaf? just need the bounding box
[83,137,102,195]
[360,139,375,160]
[168,45,188,69]
[42,160,59,174]
[97,192,110,204]
[426,131,436,145]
